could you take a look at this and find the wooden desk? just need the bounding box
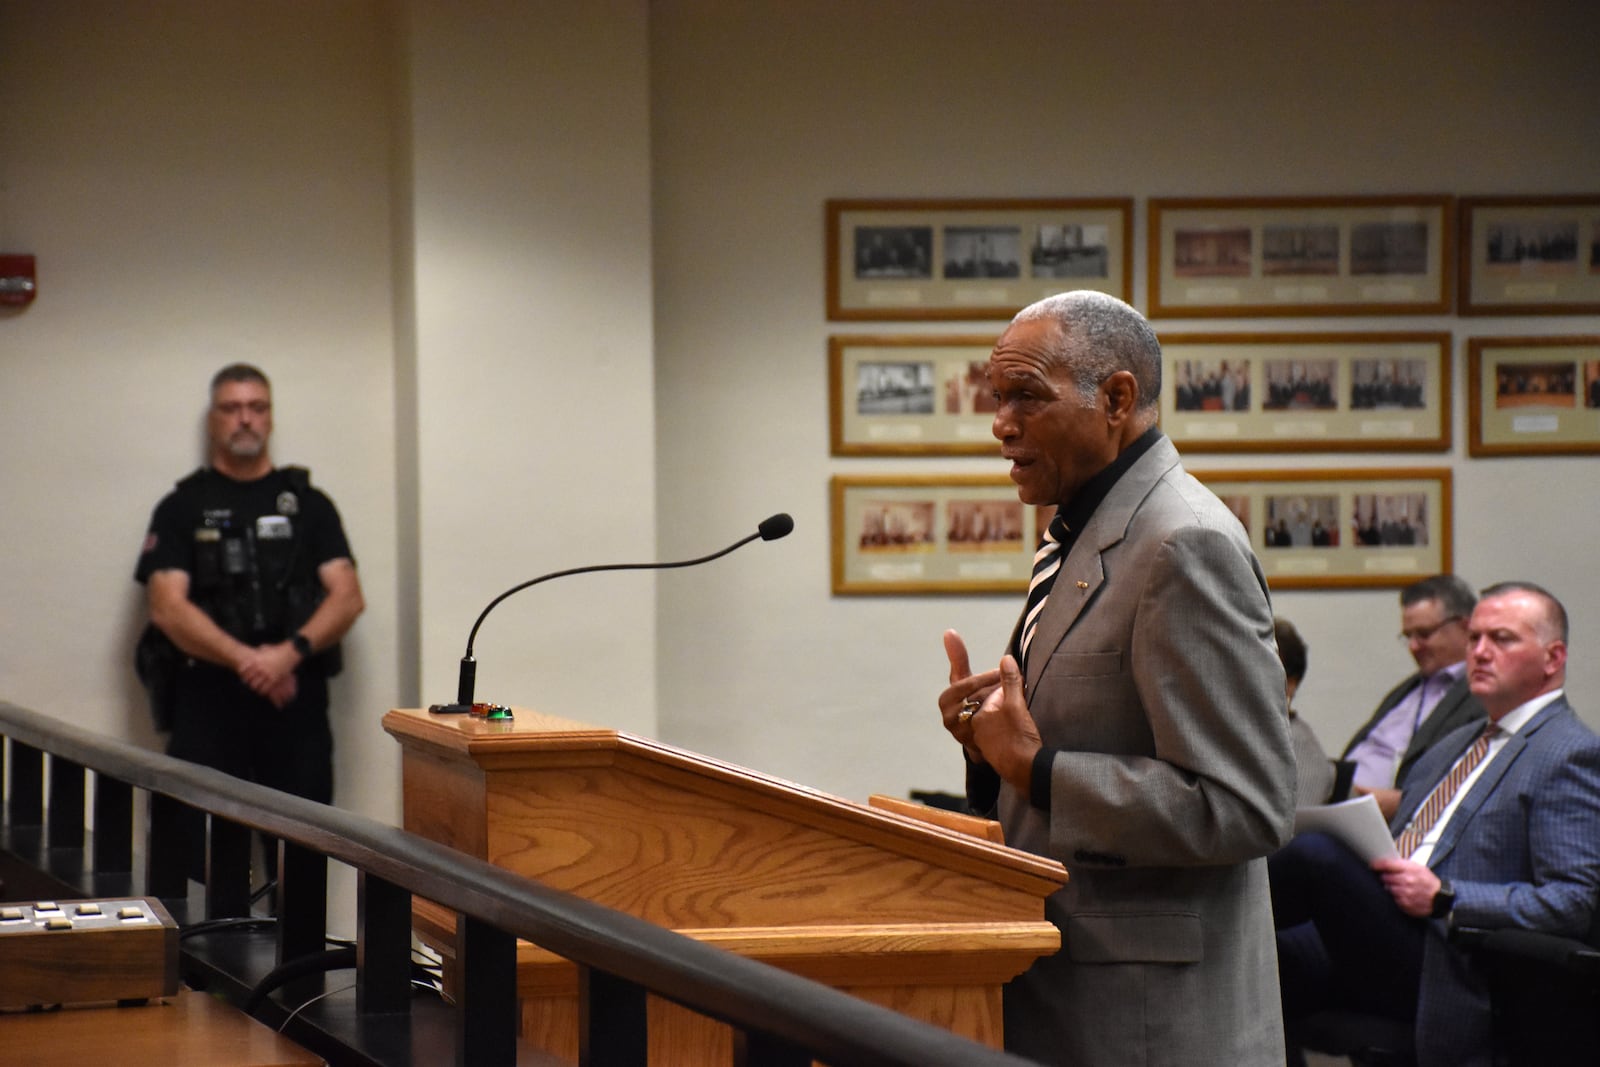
[0,987,323,1067]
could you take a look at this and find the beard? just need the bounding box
[225,431,265,458]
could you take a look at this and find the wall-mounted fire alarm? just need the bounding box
[0,254,37,306]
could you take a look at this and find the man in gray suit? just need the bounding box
[1274,582,1600,1067]
[1341,574,1486,819]
[939,291,1297,1066]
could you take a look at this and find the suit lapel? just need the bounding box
[1022,438,1181,694]
[1406,677,1466,760]
[1426,701,1565,867]
[1343,674,1421,757]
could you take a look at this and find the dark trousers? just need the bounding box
[1270,831,1427,1024]
[164,662,333,883]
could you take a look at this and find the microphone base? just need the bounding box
[428,701,514,721]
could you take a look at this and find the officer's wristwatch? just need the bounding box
[291,632,314,661]
[1429,878,1456,919]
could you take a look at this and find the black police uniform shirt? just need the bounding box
[135,466,353,648]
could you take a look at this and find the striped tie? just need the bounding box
[1020,513,1069,674]
[1394,722,1501,858]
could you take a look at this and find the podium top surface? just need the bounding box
[383,706,1066,895]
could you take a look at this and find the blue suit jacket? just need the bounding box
[1389,697,1600,1067]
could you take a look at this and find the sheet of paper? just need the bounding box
[1293,792,1400,862]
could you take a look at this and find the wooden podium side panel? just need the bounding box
[400,747,490,860]
[850,981,1003,1047]
[517,986,1000,1066]
[484,765,1039,928]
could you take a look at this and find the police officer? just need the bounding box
[135,363,364,878]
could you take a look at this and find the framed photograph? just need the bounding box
[1160,332,1451,452]
[1148,196,1453,317]
[831,474,1051,594]
[1458,196,1600,315]
[1467,336,1600,456]
[826,198,1133,320]
[829,334,1004,455]
[1193,468,1452,589]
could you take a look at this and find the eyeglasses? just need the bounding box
[1398,616,1463,643]
[213,400,271,417]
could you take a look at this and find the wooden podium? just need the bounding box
[383,706,1065,1064]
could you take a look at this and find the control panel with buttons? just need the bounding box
[0,897,178,1007]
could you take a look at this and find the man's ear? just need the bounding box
[1101,370,1140,424]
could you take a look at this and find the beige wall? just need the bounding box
[649,0,1600,799]
[1,2,1597,856]
[0,1,404,850]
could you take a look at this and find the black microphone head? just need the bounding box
[758,513,795,541]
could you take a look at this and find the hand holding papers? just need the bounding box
[1293,792,1400,862]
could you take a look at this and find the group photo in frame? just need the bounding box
[1458,195,1600,315]
[1467,335,1600,456]
[1147,196,1453,317]
[1159,332,1451,452]
[826,197,1133,321]
[831,474,1051,594]
[829,334,1002,455]
[1193,468,1452,589]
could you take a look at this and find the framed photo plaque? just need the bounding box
[1458,196,1600,315]
[827,198,1132,320]
[830,474,1050,595]
[1148,196,1453,317]
[1160,332,1451,452]
[1194,467,1452,590]
[829,334,1001,455]
[1467,336,1600,456]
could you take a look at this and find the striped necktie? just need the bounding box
[1394,722,1502,858]
[1020,513,1070,674]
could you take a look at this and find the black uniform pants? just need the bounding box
[164,661,334,883]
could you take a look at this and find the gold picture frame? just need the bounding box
[1160,332,1451,452]
[1193,467,1452,590]
[831,474,1050,595]
[1467,335,1600,456]
[826,198,1133,320]
[829,334,1000,455]
[1458,195,1600,315]
[1148,196,1454,317]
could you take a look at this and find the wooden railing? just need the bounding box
[0,699,1036,1067]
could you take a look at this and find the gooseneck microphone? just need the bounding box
[439,513,794,711]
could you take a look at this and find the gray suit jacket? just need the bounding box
[1343,672,1486,788]
[1391,698,1600,1067]
[988,436,1298,1067]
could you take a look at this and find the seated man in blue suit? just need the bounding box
[1341,574,1485,819]
[1273,581,1600,1067]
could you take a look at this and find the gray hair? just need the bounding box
[1010,291,1162,411]
[210,362,271,395]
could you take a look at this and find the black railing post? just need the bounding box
[579,967,649,1066]
[47,756,86,849]
[206,815,253,918]
[278,840,328,967]
[145,792,190,898]
[457,913,518,1067]
[91,772,134,873]
[8,741,43,825]
[356,871,412,1015]
[733,1029,817,1067]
